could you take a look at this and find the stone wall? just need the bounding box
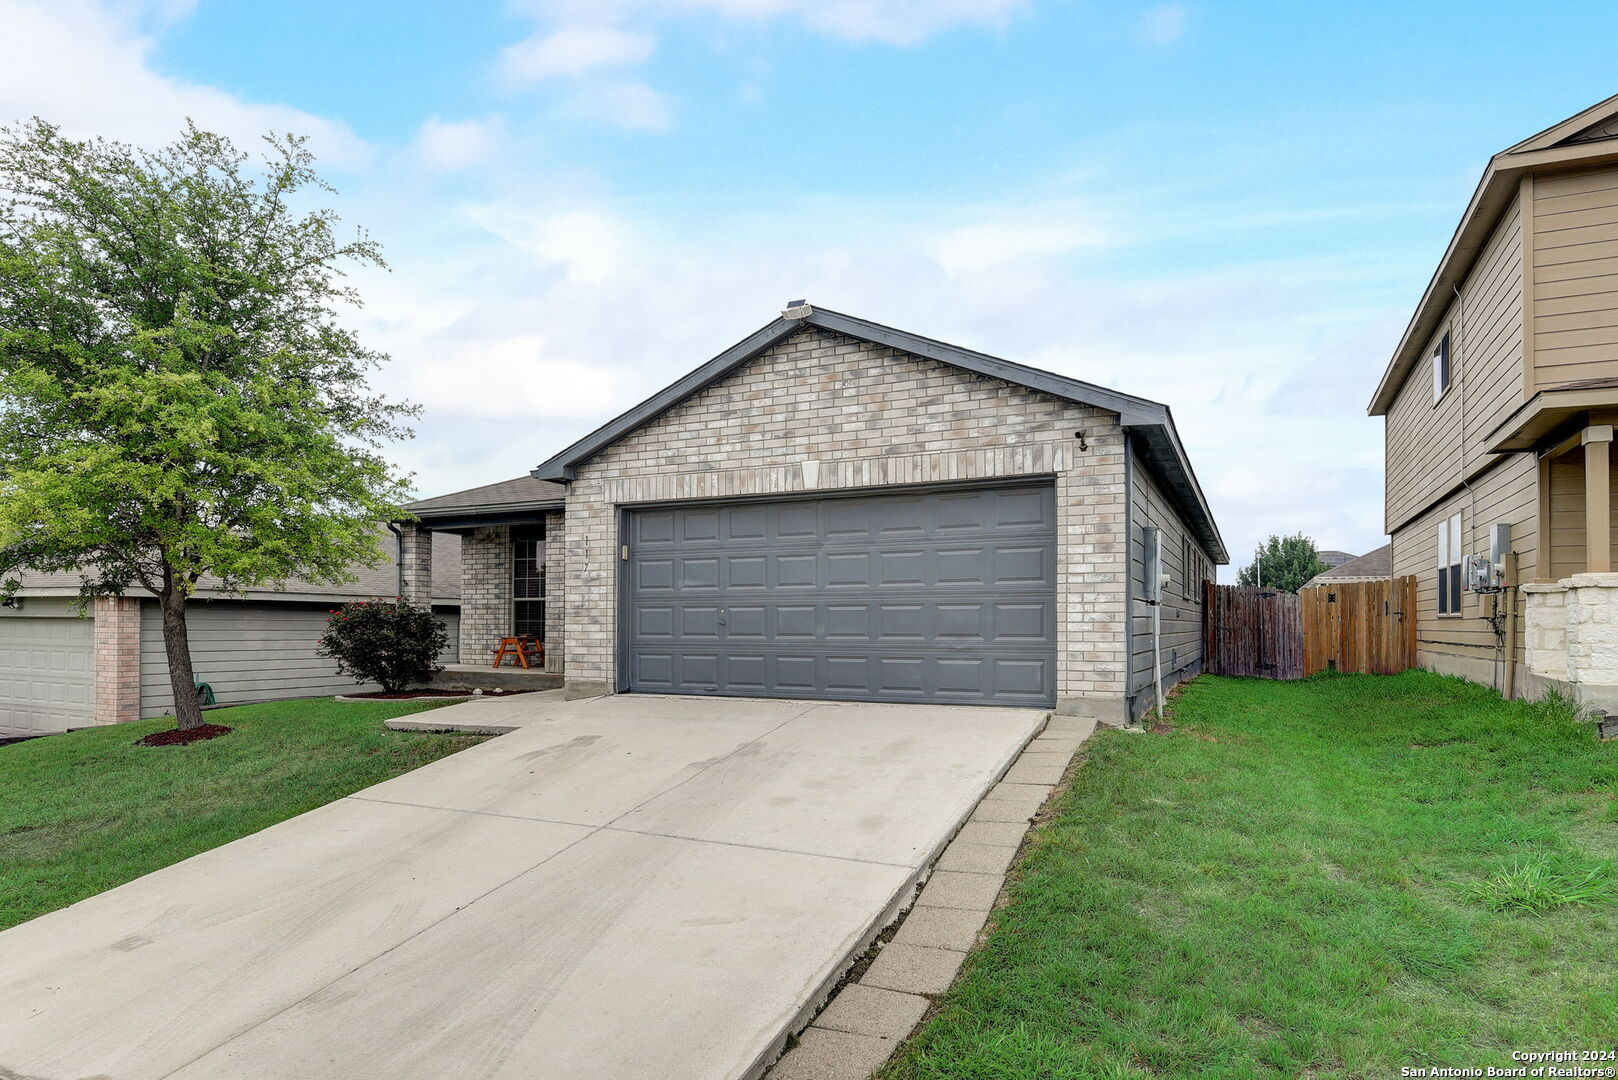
[458,525,513,665]
[562,323,1131,719]
[1524,573,1618,711]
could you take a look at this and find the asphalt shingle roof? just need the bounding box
[1304,543,1392,588]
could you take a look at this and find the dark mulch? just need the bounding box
[134,724,234,747]
[345,689,536,700]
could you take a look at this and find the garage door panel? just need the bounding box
[0,616,95,736]
[626,483,1055,706]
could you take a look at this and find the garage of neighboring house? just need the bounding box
[0,601,94,736]
[0,533,462,738]
[403,304,1227,723]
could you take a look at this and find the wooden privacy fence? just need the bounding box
[1203,584,1303,679]
[1204,577,1417,679]
[1300,576,1418,676]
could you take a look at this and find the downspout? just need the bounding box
[385,521,404,599]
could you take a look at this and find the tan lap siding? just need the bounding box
[563,325,1130,712]
[1546,447,1618,577]
[1390,453,1536,684]
[1385,200,1524,533]
[1533,165,1618,387]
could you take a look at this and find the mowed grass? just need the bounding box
[886,671,1618,1080]
[0,698,486,931]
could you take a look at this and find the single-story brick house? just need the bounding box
[0,533,461,737]
[403,305,1225,723]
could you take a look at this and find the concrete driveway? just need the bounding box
[0,693,1044,1080]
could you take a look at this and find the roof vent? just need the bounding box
[782,300,812,320]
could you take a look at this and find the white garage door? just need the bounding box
[0,616,95,736]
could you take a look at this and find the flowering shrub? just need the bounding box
[317,598,449,693]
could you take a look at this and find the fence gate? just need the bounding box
[1203,584,1304,679]
[1301,577,1417,676]
[1203,577,1418,680]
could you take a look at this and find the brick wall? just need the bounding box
[543,510,565,673]
[562,324,1130,718]
[459,525,513,664]
[92,596,141,725]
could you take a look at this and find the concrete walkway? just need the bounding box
[0,693,1044,1080]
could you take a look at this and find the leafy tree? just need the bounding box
[1236,533,1330,593]
[318,599,448,694]
[0,119,414,730]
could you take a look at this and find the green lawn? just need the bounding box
[0,698,486,931]
[886,671,1618,1080]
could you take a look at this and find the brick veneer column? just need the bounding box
[93,595,142,726]
[543,510,565,673]
[459,525,513,664]
[397,522,434,606]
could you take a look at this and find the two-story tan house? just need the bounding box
[1372,94,1618,710]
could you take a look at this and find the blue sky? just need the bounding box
[6,0,1618,575]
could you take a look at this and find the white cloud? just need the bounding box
[462,206,635,284]
[0,0,368,167]
[559,80,673,132]
[412,115,505,170]
[499,24,656,85]
[1138,3,1188,46]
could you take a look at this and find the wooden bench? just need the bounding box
[491,636,544,669]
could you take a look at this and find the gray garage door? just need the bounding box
[0,615,94,736]
[625,483,1056,706]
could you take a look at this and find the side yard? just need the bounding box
[0,699,485,931]
[886,671,1618,1079]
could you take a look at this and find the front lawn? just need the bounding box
[0,698,486,931]
[887,672,1618,1079]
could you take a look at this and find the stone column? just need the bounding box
[397,522,434,607]
[1564,572,1618,711]
[93,596,142,725]
[1584,425,1612,573]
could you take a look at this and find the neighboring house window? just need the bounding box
[1436,512,1462,615]
[1431,331,1451,403]
[514,534,545,638]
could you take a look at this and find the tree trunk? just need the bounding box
[159,584,205,730]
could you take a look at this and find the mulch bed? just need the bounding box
[135,724,234,748]
[342,689,537,700]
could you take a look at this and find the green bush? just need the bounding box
[317,598,448,693]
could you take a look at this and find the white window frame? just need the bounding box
[1436,512,1462,616]
[1432,330,1452,404]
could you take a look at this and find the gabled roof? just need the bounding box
[531,305,1227,562]
[1370,94,1618,416]
[1302,543,1391,589]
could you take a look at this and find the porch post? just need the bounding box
[1585,425,1613,573]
